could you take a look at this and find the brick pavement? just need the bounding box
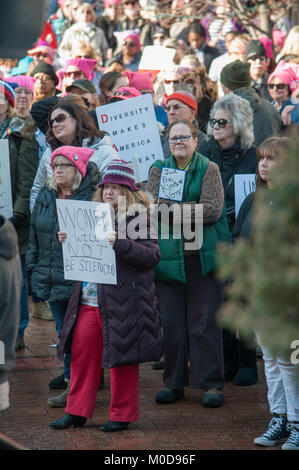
[0,301,279,452]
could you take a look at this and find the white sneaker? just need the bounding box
[254,414,289,446]
[281,423,299,450]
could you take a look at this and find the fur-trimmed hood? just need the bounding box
[8,115,37,140]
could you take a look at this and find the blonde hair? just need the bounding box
[279,26,299,58]
[78,2,96,23]
[48,156,82,193]
[93,185,152,213]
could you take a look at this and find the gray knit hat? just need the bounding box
[220,60,251,91]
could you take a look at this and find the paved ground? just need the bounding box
[0,299,281,452]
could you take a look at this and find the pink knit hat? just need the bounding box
[6,75,36,95]
[64,58,97,82]
[123,32,141,52]
[258,37,274,59]
[27,39,56,64]
[109,86,141,102]
[268,61,299,92]
[128,72,153,92]
[50,146,94,178]
[105,0,121,6]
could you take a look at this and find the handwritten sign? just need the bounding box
[0,140,13,218]
[234,174,256,217]
[96,94,164,183]
[56,199,117,284]
[158,168,186,202]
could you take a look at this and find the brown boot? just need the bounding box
[32,301,53,321]
[47,380,70,407]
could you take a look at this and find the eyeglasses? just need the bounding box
[169,135,192,144]
[34,74,52,82]
[52,163,74,170]
[164,79,179,85]
[65,70,83,79]
[35,52,50,59]
[49,113,72,128]
[209,118,232,128]
[267,83,287,90]
[122,41,137,47]
[247,55,267,62]
[165,103,188,112]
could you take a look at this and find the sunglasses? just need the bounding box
[49,113,72,128]
[122,41,137,47]
[247,55,267,62]
[209,118,232,128]
[165,103,188,112]
[267,83,287,90]
[52,163,74,170]
[169,135,192,144]
[164,79,179,85]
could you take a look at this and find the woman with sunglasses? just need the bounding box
[201,93,258,388]
[267,67,294,114]
[146,118,231,408]
[112,32,142,73]
[26,146,100,406]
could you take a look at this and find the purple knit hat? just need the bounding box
[99,159,139,191]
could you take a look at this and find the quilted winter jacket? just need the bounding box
[26,163,99,302]
[58,199,164,368]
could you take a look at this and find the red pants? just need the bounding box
[65,304,139,421]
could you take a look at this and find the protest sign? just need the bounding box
[158,167,186,202]
[234,174,256,217]
[0,140,13,218]
[56,199,117,284]
[96,93,164,183]
[138,45,176,71]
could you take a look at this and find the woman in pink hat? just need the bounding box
[112,32,142,72]
[58,2,109,65]
[267,67,295,112]
[61,57,98,92]
[49,159,163,432]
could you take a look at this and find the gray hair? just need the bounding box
[207,93,254,151]
[48,156,82,193]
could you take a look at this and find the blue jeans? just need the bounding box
[49,300,70,380]
[18,255,29,338]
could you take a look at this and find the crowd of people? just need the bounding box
[0,0,299,450]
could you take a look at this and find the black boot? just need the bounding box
[49,413,87,430]
[100,420,130,432]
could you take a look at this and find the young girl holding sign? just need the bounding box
[50,159,163,432]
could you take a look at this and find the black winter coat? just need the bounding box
[58,201,164,368]
[200,137,257,231]
[26,163,99,302]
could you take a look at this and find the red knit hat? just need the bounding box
[165,91,198,117]
[50,146,94,178]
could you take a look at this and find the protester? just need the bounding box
[49,159,163,431]
[66,78,99,109]
[200,93,259,385]
[276,25,299,63]
[98,71,129,104]
[220,60,281,147]
[233,136,299,450]
[118,0,152,46]
[58,2,109,64]
[162,90,208,158]
[112,32,142,72]
[146,118,231,407]
[186,22,219,73]
[0,80,39,350]
[30,62,59,102]
[60,57,98,93]
[0,216,22,412]
[95,0,122,56]
[27,39,57,67]
[47,0,77,44]
[26,146,100,405]
[245,39,272,102]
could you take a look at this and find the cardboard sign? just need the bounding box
[138,45,176,71]
[56,199,117,284]
[0,140,13,218]
[158,167,186,202]
[234,174,256,217]
[96,94,164,182]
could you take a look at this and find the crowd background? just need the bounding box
[0,0,299,449]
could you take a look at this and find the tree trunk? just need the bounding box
[258,1,273,38]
